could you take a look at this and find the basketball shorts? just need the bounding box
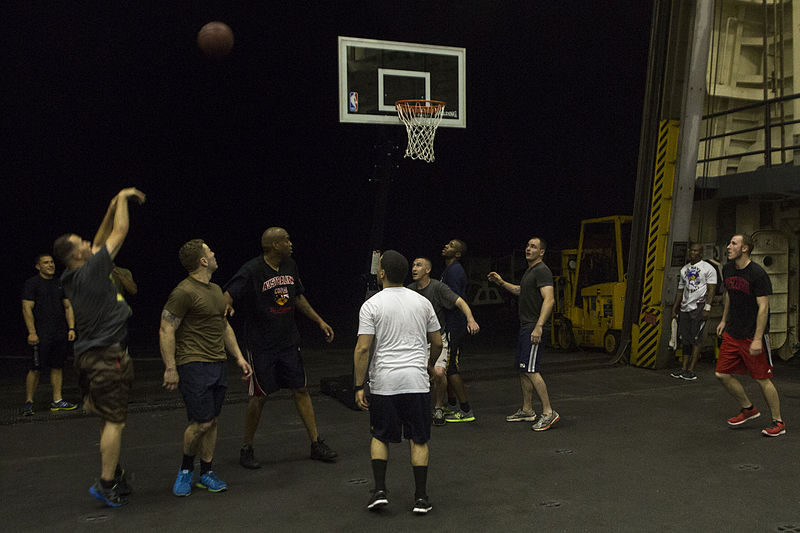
[178,361,228,423]
[75,343,134,423]
[431,332,449,369]
[678,308,706,347]
[716,333,774,379]
[369,392,431,445]
[246,344,307,396]
[444,330,465,375]
[516,326,550,373]
[30,338,69,371]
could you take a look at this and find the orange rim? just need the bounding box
[396,99,446,114]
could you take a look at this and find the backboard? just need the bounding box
[338,36,466,128]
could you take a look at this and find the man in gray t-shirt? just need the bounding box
[488,237,559,432]
[54,187,145,508]
[408,257,479,425]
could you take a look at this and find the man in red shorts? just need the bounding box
[715,233,785,437]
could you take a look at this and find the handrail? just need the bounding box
[696,91,800,166]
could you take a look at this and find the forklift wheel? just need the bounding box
[604,330,621,355]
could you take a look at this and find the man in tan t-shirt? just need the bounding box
[159,239,252,497]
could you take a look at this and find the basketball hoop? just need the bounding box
[395,99,445,163]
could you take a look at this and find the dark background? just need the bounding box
[3,2,653,357]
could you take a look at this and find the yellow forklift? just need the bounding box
[552,215,632,354]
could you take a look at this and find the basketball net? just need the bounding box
[395,100,445,163]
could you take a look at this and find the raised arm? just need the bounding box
[91,194,119,251]
[159,309,182,391]
[296,294,334,342]
[488,271,520,296]
[102,188,146,260]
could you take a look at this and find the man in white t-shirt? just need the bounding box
[353,250,442,516]
[670,243,717,381]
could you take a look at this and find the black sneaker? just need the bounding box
[412,496,432,514]
[114,467,133,496]
[89,481,128,507]
[240,445,261,469]
[310,439,337,462]
[23,401,34,417]
[680,370,697,381]
[670,369,685,379]
[367,489,388,511]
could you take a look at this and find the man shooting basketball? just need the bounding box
[53,187,145,507]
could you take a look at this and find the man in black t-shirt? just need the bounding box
[488,237,560,432]
[21,253,77,416]
[224,227,337,468]
[715,234,784,437]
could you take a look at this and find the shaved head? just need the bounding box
[261,227,287,252]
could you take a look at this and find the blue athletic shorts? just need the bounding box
[516,327,550,373]
[177,361,228,423]
[369,392,431,444]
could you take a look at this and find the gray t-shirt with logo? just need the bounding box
[62,246,131,355]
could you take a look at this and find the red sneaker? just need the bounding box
[762,419,786,437]
[727,406,760,426]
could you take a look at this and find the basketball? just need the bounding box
[197,21,234,59]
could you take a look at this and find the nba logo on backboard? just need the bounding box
[349,92,358,112]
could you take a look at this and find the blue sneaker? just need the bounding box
[196,471,227,493]
[173,469,193,496]
[23,401,34,417]
[89,481,127,507]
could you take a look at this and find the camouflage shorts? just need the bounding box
[75,344,134,423]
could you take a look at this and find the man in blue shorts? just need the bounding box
[354,250,442,514]
[160,239,253,496]
[224,227,337,469]
[54,187,145,507]
[21,253,77,415]
[488,236,559,431]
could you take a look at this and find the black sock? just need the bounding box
[744,404,754,411]
[371,459,387,491]
[460,402,471,413]
[413,465,428,499]
[448,397,457,407]
[181,454,195,471]
[100,478,114,489]
[200,460,213,475]
[114,464,123,477]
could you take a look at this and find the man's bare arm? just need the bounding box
[454,297,480,334]
[158,309,181,391]
[488,271,520,296]
[103,188,146,260]
[92,195,119,251]
[22,300,37,344]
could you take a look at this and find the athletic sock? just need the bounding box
[200,460,213,475]
[371,459,387,491]
[114,464,123,477]
[413,465,428,500]
[447,397,457,408]
[744,404,754,411]
[181,454,195,471]
[100,478,114,489]
[460,402,471,413]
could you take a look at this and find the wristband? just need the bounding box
[353,384,364,391]
[703,304,711,311]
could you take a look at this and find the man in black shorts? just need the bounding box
[21,253,77,416]
[488,236,559,431]
[54,187,145,507]
[224,227,337,468]
[354,250,442,514]
[160,239,253,496]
